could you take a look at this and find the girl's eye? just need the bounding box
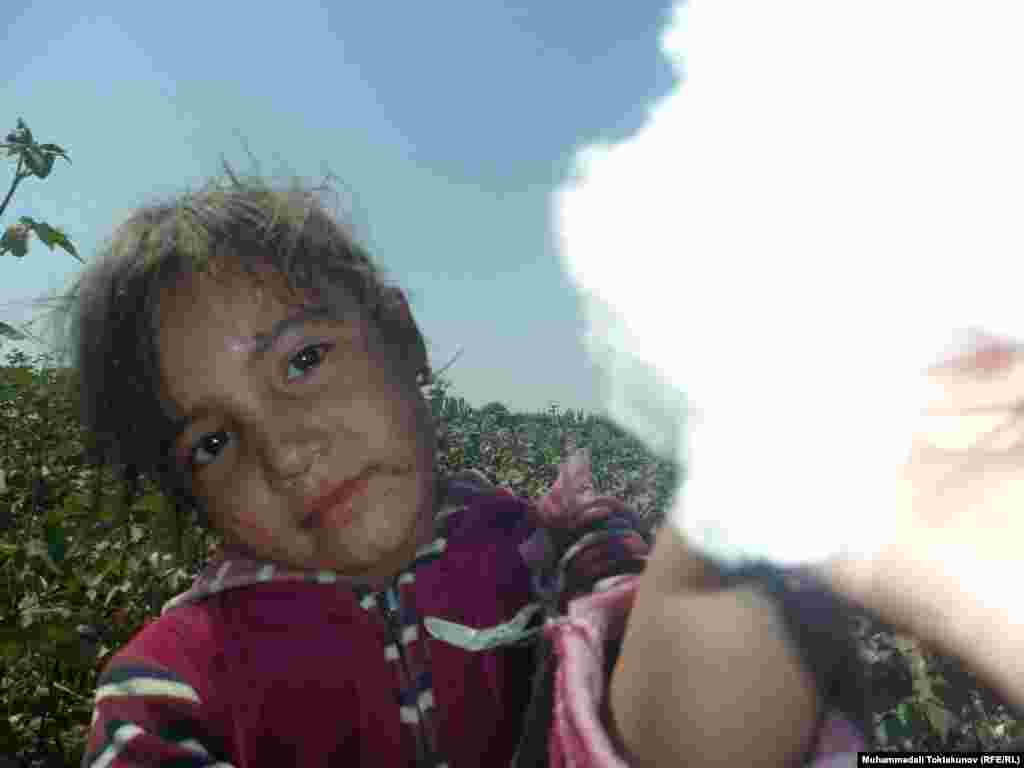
[286,342,332,383]
[188,343,333,471]
[190,430,233,469]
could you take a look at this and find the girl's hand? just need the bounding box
[816,333,1024,711]
[613,523,822,768]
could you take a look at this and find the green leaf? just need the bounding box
[36,142,71,163]
[922,700,956,745]
[45,521,68,564]
[896,701,915,726]
[16,117,32,144]
[0,227,29,258]
[0,322,28,342]
[978,720,997,750]
[28,220,78,258]
[3,365,37,391]
[23,145,54,178]
[2,236,28,258]
[25,538,61,576]
[0,623,26,645]
[0,704,19,750]
[5,118,31,146]
[882,713,914,745]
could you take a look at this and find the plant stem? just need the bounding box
[0,157,27,221]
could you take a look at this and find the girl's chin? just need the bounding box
[282,478,423,573]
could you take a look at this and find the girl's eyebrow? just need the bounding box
[233,304,332,358]
[169,304,333,447]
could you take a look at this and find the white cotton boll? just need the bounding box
[553,1,1024,568]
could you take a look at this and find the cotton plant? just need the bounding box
[553,1,1024,571]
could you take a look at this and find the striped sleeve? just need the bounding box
[81,654,233,768]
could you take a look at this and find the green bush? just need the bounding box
[0,118,1019,765]
[2,351,1023,763]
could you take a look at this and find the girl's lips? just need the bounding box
[302,474,371,530]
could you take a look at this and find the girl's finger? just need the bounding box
[920,332,1024,419]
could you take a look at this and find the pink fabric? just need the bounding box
[548,575,638,767]
[532,448,867,766]
[545,574,868,767]
[531,447,633,531]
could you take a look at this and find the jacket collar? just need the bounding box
[161,469,500,615]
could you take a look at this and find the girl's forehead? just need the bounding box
[158,261,371,360]
[169,259,324,311]
[155,267,357,424]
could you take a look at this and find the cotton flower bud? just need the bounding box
[4,223,30,241]
[3,223,31,256]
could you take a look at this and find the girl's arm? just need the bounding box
[821,548,1024,715]
[609,523,821,768]
[817,339,1024,715]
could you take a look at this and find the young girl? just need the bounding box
[67,167,869,767]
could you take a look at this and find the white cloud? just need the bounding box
[553,1,1024,566]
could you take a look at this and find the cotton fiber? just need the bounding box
[552,1,1024,567]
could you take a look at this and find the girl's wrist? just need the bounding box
[817,549,953,649]
[818,547,1024,713]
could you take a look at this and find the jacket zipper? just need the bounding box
[380,588,406,660]
[380,586,435,765]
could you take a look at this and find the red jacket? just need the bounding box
[82,473,557,766]
[80,453,867,767]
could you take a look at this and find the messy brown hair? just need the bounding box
[24,157,443,530]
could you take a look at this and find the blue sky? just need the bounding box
[0,0,677,416]
[8,0,1024,572]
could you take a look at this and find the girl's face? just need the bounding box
[156,260,436,583]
